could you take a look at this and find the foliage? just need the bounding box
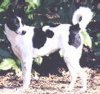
[25,0,41,22]
[81,30,92,48]
[34,57,43,65]
[0,58,20,75]
[0,0,10,12]
[0,0,100,72]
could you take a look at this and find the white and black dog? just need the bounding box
[4,7,93,91]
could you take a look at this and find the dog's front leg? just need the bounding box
[21,57,33,89]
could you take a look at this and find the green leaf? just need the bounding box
[25,0,40,9]
[0,0,10,13]
[34,57,43,65]
[81,30,92,48]
[0,58,19,71]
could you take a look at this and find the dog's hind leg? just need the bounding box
[64,57,78,91]
[68,64,77,91]
[76,64,87,92]
[71,59,87,91]
[64,57,87,91]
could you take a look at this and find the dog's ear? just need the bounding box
[5,1,26,21]
[6,5,15,18]
[6,4,25,18]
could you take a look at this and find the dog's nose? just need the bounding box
[22,30,26,35]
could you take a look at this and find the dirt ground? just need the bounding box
[0,67,100,94]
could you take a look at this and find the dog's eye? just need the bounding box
[14,19,19,25]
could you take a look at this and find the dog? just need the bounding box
[4,7,93,91]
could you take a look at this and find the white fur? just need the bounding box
[4,7,93,91]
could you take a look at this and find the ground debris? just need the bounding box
[0,68,100,94]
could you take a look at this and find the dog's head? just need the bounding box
[5,5,26,35]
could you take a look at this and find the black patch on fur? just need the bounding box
[45,29,54,38]
[33,27,47,49]
[6,15,20,31]
[6,5,25,32]
[68,24,81,48]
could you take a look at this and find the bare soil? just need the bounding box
[0,67,100,94]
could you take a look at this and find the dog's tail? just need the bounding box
[72,7,93,30]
